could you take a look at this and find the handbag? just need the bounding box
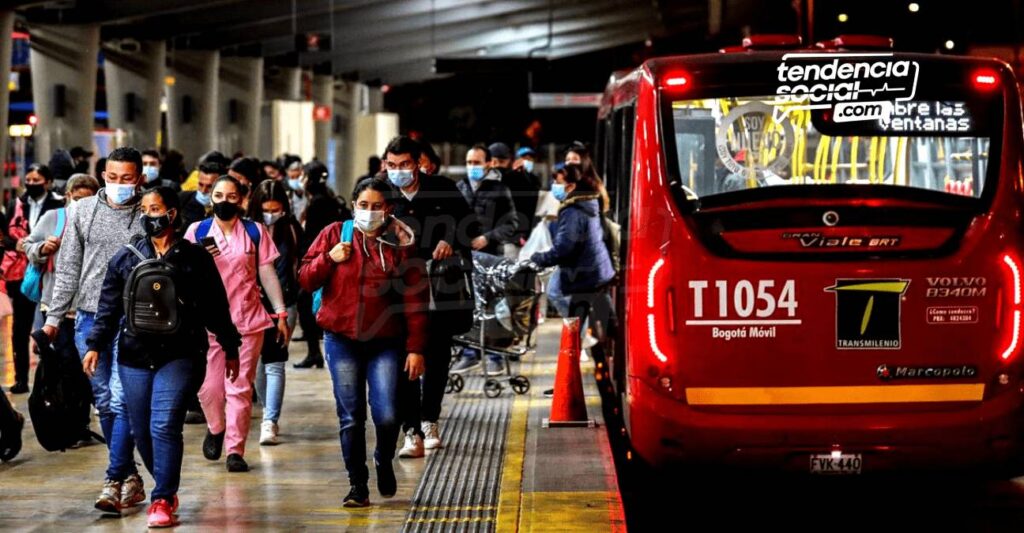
[21,208,66,303]
[427,252,475,335]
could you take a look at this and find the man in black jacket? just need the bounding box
[384,137,480,458]
[3,164,64,393]
[456,144,516,256]
[178,161,221,233]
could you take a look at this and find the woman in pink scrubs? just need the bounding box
[184,176,289,472]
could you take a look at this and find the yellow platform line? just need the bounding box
[496,379,531,532]
[686,383,986,405]
[520,491,625,533]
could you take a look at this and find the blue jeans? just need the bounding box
[119,358,193,501]
[255,361,286,423]
[323,333,401,486]
[75,310,137,480]
[546,269,571,318]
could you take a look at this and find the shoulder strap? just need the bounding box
[83,198,102,245]
[242,219,261,270]
[341,219,354,243]
[54,208,66,237]
[195,217,214,241]
[124,244,148,261]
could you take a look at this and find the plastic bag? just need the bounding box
[518,222,553,262]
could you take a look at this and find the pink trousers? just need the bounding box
[199,332,264,457]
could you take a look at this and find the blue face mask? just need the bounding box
[194,190,212,207]
[551,183,568,202]
[143,166,160,183]
[466,165,486,181]
[106,182,137,205]
[387,169,415,188]
[522,160,535,174]
[288,178,303,192]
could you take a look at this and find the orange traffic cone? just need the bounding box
[543,317,596,428]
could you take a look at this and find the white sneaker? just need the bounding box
[398,429,425,458]
[583,333,598,349]
[259,421,279,445]
[581,349,591,362]
[422,422,443,450]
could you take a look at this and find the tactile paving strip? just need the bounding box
[402,376,513,533]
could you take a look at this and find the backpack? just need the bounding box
[123,243,181,335]
[312,220,352,315]
[27,329,96,452]
[195,217,261,266]
[21,208,66,303]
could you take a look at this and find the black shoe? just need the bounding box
[291,334,306,342]
[226,453,249,472]
[203,430,225,460]
[543,388,554,398]
[0,410,24,462]
[184,409,206,425]
[293,354,324,369]
[9,382,28,394]
[343,484,370,508]
[376,460,397,498]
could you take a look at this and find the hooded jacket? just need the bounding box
[530,193,615,294]
[456,169,517,254]
[298,218,429,354]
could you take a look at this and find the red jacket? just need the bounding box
[298,220,429,354]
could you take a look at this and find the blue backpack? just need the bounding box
[21,208,66,303]
[194,217,261,264]
[312,220,353,315]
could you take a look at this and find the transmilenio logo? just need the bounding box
[772,53,921,124]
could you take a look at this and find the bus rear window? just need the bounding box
[668,95,999,202]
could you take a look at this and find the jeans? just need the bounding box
[255,361,286,423]
[7,280,37,386]
[546,271,571,318]
[400,327,453,435]
[119,358,193,501]
[324,333,401,485]
[74,310,137,480]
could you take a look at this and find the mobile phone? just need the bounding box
[200,236,220,255]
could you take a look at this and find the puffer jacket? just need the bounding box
[298,219,429,354]
[530,193,615,294]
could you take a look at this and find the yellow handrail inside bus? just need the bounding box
[850,136,860,182]
[830,136,843,183]
[875,137,888,184]
[868,137,879,183]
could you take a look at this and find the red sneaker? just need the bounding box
[147,499,178,528]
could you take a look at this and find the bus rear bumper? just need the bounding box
[626,378,1024,473]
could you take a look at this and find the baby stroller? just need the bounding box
[447,252,545,398]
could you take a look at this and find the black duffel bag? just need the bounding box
[28,329,96,452]
[428,252,475,335]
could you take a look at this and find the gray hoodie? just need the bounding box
[45,189,142,327]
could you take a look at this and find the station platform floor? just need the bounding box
[0,319,624,532]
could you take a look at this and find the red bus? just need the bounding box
[596,37,1023,474]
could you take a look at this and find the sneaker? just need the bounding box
[422,422,442,450]
[449,357,481,374]
[203,430,225,460]
[183,409,206,425]
[398,429,425,458]
[121,473,146,508]
[260,421,279,446]
[375,460,397,498]
[0,410,24,462]
[343,485,370,508]
[226,453,249,472]
[94,479,122,514]
[580,349,591,363]
[146,498,178,528]
[583,333,599,349]
[543,388,554,398]
[485,358,505,375]
[9,382,28,394]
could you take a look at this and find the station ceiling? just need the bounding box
[9,0,706,85]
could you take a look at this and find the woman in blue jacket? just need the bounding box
[529,164,615,340]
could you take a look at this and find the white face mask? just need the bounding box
[353,209,387,233]
[106,182,137,205]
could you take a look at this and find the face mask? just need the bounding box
[353,209,387,233]
[387,169,415,188]
[143,166,160,183]
[142,212,173,237]
[466,165,485,181]
[194,190,212,207]
[522,160,535,174]
[288,178,303,192]
[25,184,45,198]
[213,201,239,221]
[107,182,137,205]
[551,183,568,202]
[263,212,284,226]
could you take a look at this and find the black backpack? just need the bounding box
[28,330,96,452]
[124,243,181,335]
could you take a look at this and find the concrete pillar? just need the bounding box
[343,83,394,199]
[167,50,219,167]
[260,66,302,159]
[218,56,263,157]
[104,40,166,150]
[29,24,100,162]
[331,80,352,197]
[0,11,14,186]
[313,74,333,163]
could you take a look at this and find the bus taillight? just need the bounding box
[647,258,669,363]
[1001,254,1022,361]
[661,72,691,91]
[973,69,1000,90]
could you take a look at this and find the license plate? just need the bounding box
[809,453,863,475]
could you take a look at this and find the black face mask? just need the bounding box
[142,212,174,237]
[25,184,45,199]
[213,201,239,221]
